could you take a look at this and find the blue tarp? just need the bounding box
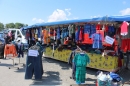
[23,15,130,30]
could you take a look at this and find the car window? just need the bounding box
[17,30,21,37]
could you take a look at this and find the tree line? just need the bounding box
[0,22,28,31]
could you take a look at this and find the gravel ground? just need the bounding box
[0,56,130,86]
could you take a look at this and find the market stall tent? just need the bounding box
[22,15,130,72]
[23,15,130,30]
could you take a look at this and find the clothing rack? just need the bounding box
[15,58,25,67]
[4,44,20,70]
[9,58,19,70]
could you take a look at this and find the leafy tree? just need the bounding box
[25,24,28,26]
[15,22,24,29]
[5,23,15,28]
[0,22,4,30]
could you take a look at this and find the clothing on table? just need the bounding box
[4,44,17,58]
[73,53,90,84]
[25,45,43,79]
[92,33,103,49]
[121,21,129,36]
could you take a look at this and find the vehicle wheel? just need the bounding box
[9,67,10,69]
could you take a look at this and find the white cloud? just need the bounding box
[32,18,44,23]
[48,9,72,22]
[65,8,71,16]
[120,8,130,15]
[123,1,126,4]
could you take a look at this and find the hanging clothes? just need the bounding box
[84,24,91,35]
[61,28,66,44]
[4,44,17,58]
[25,45,43,79]
[37,27,41,41]
[68,50,81,80]
[121,21,129,36]
[75,26,80,42]
[71,25,75,41]
[108,26,115,37]
[92,33,103,49]
[68,25,73,37]
[73,53,90,84]
[96,24,101,30]
[56,27,61,40]
[90,25,96,38]
[79,26,84,41]
[31,29,35,40]
[35,29,38,39]
[64,28,68,38]
[25,30,30,40]
[42,29,49,44]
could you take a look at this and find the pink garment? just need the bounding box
[8,31,12,37]
[121,21,129,36]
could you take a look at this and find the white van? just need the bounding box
[8,29,29,50]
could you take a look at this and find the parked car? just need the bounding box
[2,29,29,51]
[0,32,5,59]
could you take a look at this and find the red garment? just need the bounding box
[120,21,129,36]
[96,24,101,30]
[4,44,17,58]
[121,39,130,52]
[64,40,69,45]
[105,25,108,32]
[82,33,92,44]
[79,27,84,41]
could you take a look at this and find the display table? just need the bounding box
[44,47,118,72]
